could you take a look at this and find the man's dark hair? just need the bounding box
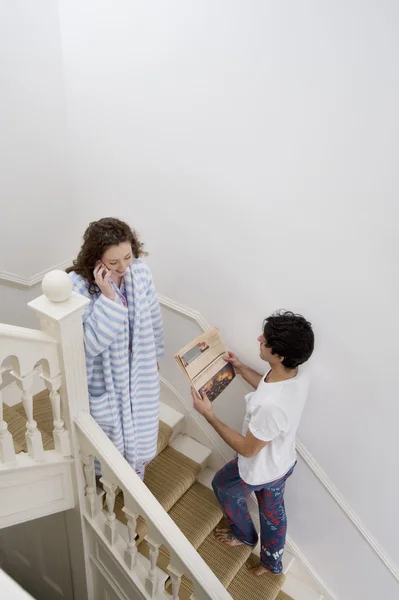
[263,310,314,369]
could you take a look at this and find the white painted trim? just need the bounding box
[0,260,72,290]
[158,293,210,331]
[158,294,399,586]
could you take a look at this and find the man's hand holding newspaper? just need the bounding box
[174,328,236,402]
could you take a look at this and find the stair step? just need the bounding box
[174,519,253,598]
[135,452,210,572]
[144,444,202,512]
[114,441,201,532]
[282,572,323,600]
[197,523,253,587]
[169,434,212,470]
[159,401,184,440]
[168,482,223,549]
[228,554,285,600]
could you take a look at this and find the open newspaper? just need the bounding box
[174,328,235,402]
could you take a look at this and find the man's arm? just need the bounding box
[225,351,262,389]
[191,388,268,458]
[206,412,268,458]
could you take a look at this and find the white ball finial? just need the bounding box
[42,270,73,302]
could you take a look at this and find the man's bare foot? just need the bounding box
[214,527,246,547]
[248,564,272,577]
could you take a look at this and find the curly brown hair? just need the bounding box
[66,217,147,294]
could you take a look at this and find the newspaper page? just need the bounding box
[174,327,235,401]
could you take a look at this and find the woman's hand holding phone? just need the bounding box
[94,262,115,301]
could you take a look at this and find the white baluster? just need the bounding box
[122,506,139,570]
[42,374,71,457]
[0,388,16,465]
[81,453,100,518]
[145,536,160,597]
[167,566,183,600]
[101,477,118,545]
[22,389,44,460]
[13,371,44,461]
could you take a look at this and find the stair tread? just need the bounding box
[130,448,205,572]
[115,442,201,560]
[197,521,253,587]
[175,519,253,598]
[168,481,223,549]
[136,480,223,574]
[227,554,285,600]
[144,446,201,512]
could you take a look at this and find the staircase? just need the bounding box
[5,390,290,600]
[0,272,327,600]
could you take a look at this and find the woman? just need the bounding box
[67,217,164,479]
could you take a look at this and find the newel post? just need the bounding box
[28,270,90,424]
[28,270,93,600]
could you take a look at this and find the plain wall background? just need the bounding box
[1,2,398,598]
[0,0,79,278]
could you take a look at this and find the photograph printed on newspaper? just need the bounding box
[174,327,235,402]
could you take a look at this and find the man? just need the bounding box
[191,310,314,576]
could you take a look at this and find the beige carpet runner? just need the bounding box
[7,392,289,600]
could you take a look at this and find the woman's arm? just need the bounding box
[71,274,128,357]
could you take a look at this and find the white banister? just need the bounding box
[75,410,232,600]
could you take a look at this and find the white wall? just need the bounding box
[57,2,399,598]
[0,1,79,279]
[0,284,42,329]
[0,0,397,597]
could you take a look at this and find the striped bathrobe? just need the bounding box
[69,259,164,476]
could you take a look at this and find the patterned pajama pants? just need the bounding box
[134,461,147,480]
[212,458,295,574]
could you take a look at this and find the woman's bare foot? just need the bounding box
[214,527,246,547]
[247,564,273,577]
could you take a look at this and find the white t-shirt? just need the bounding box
[238,368,309,485]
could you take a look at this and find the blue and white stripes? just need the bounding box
[70,259,164,471]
